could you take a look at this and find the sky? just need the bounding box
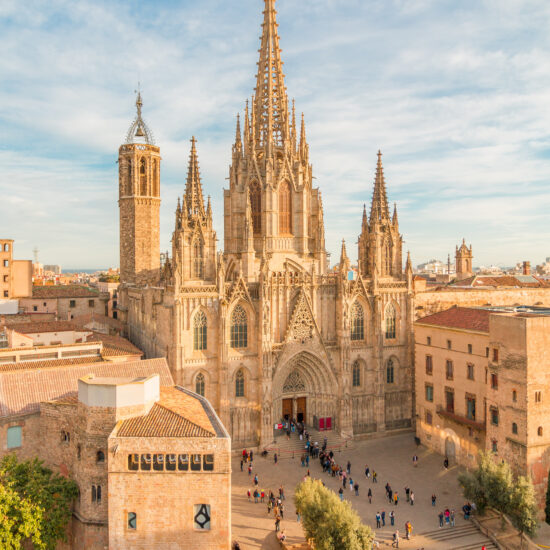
[1,0,550,270]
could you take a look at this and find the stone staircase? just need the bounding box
[415,523,498,549]
[264,428,353,458]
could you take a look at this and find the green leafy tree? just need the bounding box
[0,480,44,549]
[294,478,374,550]
[0,455,79,550]
[509,475,538,536]
[545,469,550,524]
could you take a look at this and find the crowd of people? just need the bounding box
[235,423,468,549]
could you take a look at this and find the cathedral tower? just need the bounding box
[455,238,473,280]
[119,92,161,285]
[171,138,217,286]
[358,151,403,279]
[224,0,327,278]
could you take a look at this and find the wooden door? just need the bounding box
[296,397,306,423]
[282,398,293,420]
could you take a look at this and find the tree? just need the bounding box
[0,455,79,550]
[294,478,374,550]
[545,470,550,525]
[0,481,43,550]
[459,451,538,536]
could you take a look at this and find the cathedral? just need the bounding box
[118,0,414,448]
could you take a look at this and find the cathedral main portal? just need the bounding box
[273,351,337,429]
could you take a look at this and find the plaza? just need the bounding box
[231,432,496,549]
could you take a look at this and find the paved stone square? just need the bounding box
[231,432,495,549]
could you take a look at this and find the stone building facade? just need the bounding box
[118,0,415,448]
[0,239,32,300]
[414,306,550,515]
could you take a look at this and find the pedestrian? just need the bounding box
[355,483,359,496]
[376,511,381,528]
[388,488,393,503]
[248,464,252,476]
[392,530,399,548]
[373,471,378,483]
[431,494,436,507]
[405,486,410,502]
[347,460,351,474]
[450,509,455,527]
[444,508,450,526]
[240,459,244,472]
[296,511,300,522]
[438,511,444,528]
[254,474,258,486]
[343,476,347,489]
[275,515,281,532]
[394,492,399,506]
[306,454,310,466]
[410,491,415,506]
[339,487,344,501]
[443,456,449,469]
[390,510,395,526]
[254,489,258,503]
[368,488,372,503]
[405,521,412,540]
[250,450,254,462]
[274,453,278,465]
[280,503,284,519]
[247,489,251,501]
[381,510,386,526]
[261,490,265,503]
[365,465,370,478]
[267,500,272,514]
[349,478,354,492]
[412,454,418,467]
[279,485,285,500]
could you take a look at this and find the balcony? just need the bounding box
[436,406,485,431]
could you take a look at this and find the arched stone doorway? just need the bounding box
[272,351,338,428]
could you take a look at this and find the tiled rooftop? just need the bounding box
[31,285,100,298]
[415,306,491,333]
[451,275,549,289]
[88,332,143,357]
[1,321,81,334]
[0,355,104,373]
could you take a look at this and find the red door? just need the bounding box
[326,417,332,430]
[319,418,325,431]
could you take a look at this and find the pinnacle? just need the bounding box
[369,150,390,225]
[184,136,206,219]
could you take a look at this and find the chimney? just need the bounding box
[522,261,531,275]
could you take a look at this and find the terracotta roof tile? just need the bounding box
[87,333,143,357]
[31,285,100,298]
[415,306,491,333]
[1,321,81,334]
[0,358,173,418]
[117,400,215,438]
[0,356,104,373]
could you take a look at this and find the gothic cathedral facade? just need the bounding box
[118,0,414,448]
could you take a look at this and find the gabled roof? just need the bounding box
[0,358,172,418]
[2,321,81,334]
[415,306,491,333]
[87,332,143,358]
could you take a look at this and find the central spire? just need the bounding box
[184,137,206,219]
[254,0,289,152]
[369,150,390,225]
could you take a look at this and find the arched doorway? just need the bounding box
[445,436,456,463]
[273,351,337,428]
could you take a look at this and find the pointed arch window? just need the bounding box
[193,311,207,351]
[384,239,392,276]
[385,304,396,339]
[250,182,261,235]
[127,159,133,195]
[195,373,205,396]
[352,360,361,387]
[152,159,159,197]
[350,301,364,341]
[235,369,245,398]
[386,359,395,384]
[193,239,204,279]
[230,305,248,349]
[139,158,147,196]
[278,180,292,234]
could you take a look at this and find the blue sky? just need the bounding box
[1,0,550,269]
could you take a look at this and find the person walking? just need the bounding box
[254,474,259,487]
[388,488,393,504]
[410,491,415,506]
[392,530,399,548]
[339,487,344,501]
[267,500,272,514]
[279,485,285,500]
[438,510,444,528]
[349,478,354,492]
[347,460,351,475]
[373,471,378,483]
[450,509,455,527]
[275,514,281,533]
[365,465,370,478]
[354,483,359,496]
[240,459,244,472]
[247,489,251,502]
[261,490,265,503]
[431,494,436,507]
[376,511,381,528]
[368,488,372,503]
[394,492,399,506]
[248,464,252,476]
[405,486,410,502]
[443,456,449,469]
[390,510,395,526]
[250,450,254,462]
[381,510,386,527]
[296,511,300,522]
[280,503,284,520]
[274,453,278,465]
[412,454,418,467]
[405,521,412,540]
[444,508,450,526]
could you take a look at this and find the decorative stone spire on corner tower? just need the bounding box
[184,137,206,220]
[369,150,390,226]
[455,238,473,281]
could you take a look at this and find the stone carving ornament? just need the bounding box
[283,370,306,393]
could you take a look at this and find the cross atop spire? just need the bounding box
[184,137,206,219]
[125,87,155,145]
[369,150,390,225]
[254,0,289,151]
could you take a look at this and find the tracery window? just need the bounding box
[250,181,261,235]
[283,370,305,393]
[278,181,292,234]
[139,157,147,196]
[235,369,245,398]
[385,304,396,339]
[195,373,205,396]
[386,359,395,384]
[193,311,207,350]
[350,301,364,341]
[193,239,204,279]
[230,305,247,348]
[352,360,361,387]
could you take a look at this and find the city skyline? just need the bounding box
[2,0,550,268]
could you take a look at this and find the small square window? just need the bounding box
[425,384,433,402]
[128,454,139,471]
[3,260,8,268]
[490,408,499,426]
[140,454,151,471]
[178,454,189,471]
[492,348,499,362]
[153,454,164,471]
[191,454,201,471]
[7,426,22,449]
[3,291,8,298]
[203,454,214,471]
[88,299,95,308]
[468,344,472,354]
[425,411,432,425]
[193,504,211,530]
[33,305,38,312]
[128,512,137,530]
[166,454,177,471]
[467,364,475,380]
[512,422,518,435]
[69,300,76,308]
